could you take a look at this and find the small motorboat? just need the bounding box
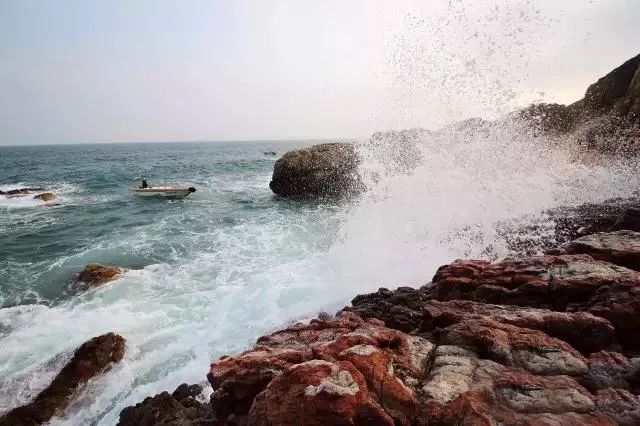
[132,186,196,198]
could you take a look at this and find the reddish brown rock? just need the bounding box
[418,344,612,425]
[430,254,640,350]
[438,317,587,376]
[567,231,640,271]
[208,313,432,425]
[348,289,617,354]
[421,299,616,355]
[0,333,126,426]
[206,310,624,425]
[247,360,395,426]
[77,264,122,286]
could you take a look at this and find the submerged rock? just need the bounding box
[0,187,45,196]
[118,383,213,426]
[269,142,363,198]
[77,264,122,286]
[0,333,125,426]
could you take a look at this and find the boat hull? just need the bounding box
[132,187,196,198]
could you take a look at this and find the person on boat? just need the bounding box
[141,179,148,189]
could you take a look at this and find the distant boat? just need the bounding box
[132,186,196,198]
[264,151,277,156]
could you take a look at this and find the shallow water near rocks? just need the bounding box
[0,136,638,424]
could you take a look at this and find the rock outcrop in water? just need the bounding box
[0,333,125,426]
[0,187,45,196]
[269,143,363,198]
[33,193,56,202]
[118,383,213,426]
[77,264,123,286]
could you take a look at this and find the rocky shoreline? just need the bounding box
[202,230,640,425]
[107,225,640,425]
[4,223,640,424]
[2,54,640,425]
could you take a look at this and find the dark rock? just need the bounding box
[269,143,363,198]
[347,288,618,356]
[517,53,640,152]
[517,102,579,134]
[581,351,640,393]
[0,187,45,196]
[566,230,640,271]
[0,333,126,426]
[582,54,640,118]
[594,388,640,426]
[117,383,214,426]
[496,198,640,256]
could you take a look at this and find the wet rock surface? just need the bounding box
[118,383,214,426]
[108,231,640,425]
[205,310,622,425]
[77,263,123,286]
[0,187,45,196]
[109,228,640,425]
[269,142,363,198]
[0,333,125,426]
[567,230,640,271]
[33,192,56,202]
[500,198,640,255]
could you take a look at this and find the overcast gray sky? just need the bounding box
[0,0,638,145]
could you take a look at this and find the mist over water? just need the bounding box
[1,3,639,426]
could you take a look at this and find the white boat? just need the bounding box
[132,186,196,198]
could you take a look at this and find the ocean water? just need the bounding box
[0,134,639,424]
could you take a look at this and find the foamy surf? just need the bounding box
[1,134,639,425]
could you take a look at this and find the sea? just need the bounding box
[1,135,639,424]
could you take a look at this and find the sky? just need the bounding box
[0,0,639,145]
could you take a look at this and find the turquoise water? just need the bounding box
[0,141,360,424]
[1,141,312,307]
[1,136,639,424]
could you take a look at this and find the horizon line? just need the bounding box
[0,136,365,148]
